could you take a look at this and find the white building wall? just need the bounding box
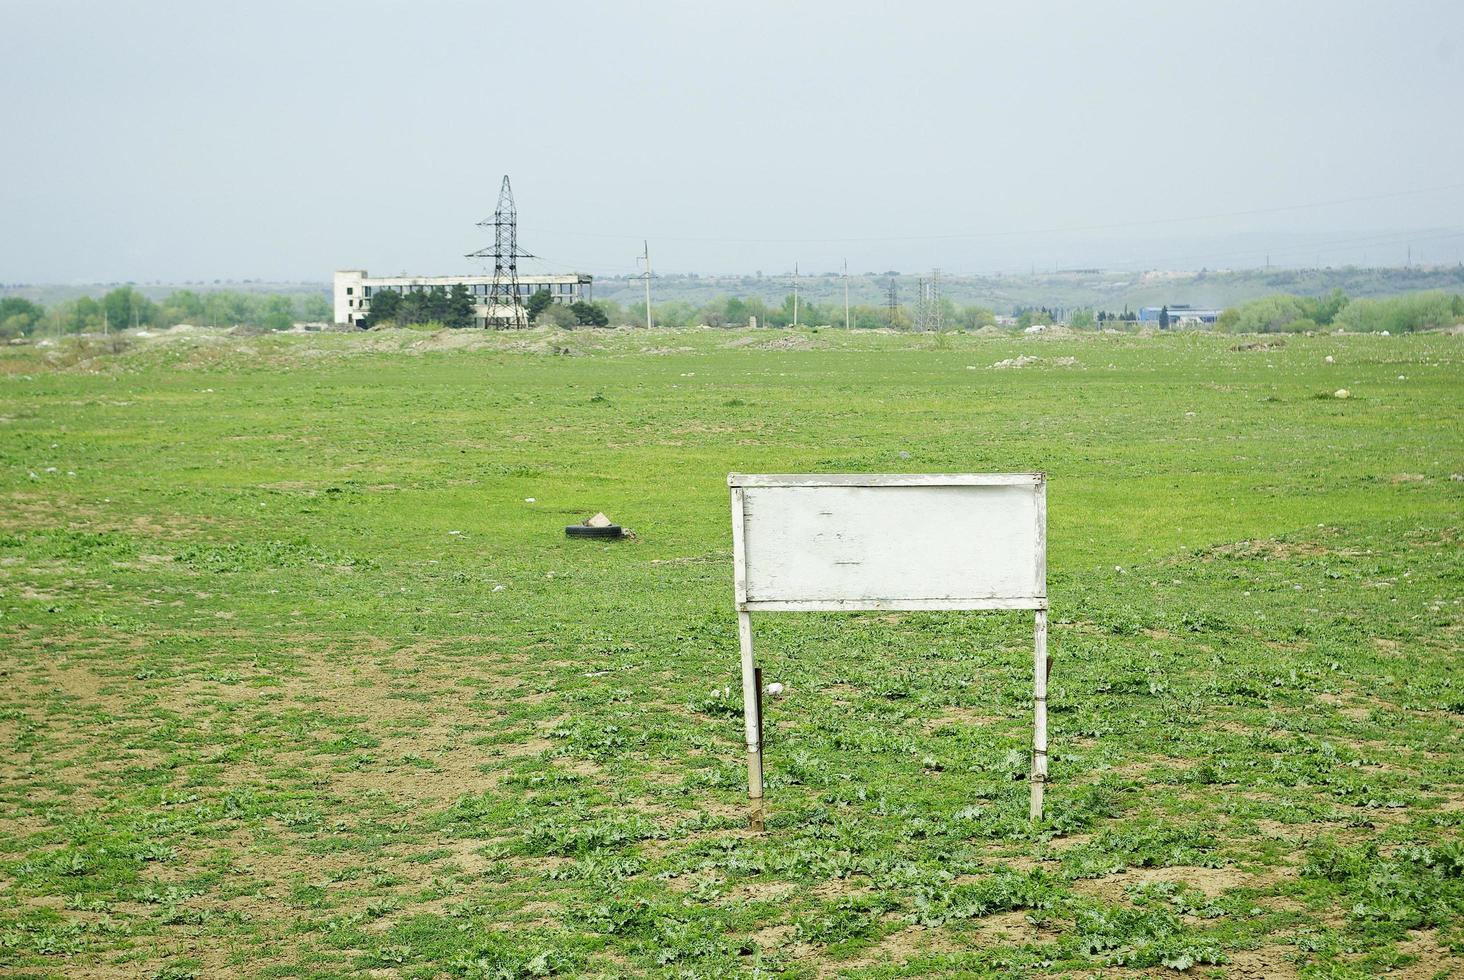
[333,270,366,325]
[332,269,592,327]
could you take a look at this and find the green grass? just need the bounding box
[0,326,1460,979]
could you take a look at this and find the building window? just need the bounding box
[346,286,354,295]
[348,299,354,307]
[363,286,372,297]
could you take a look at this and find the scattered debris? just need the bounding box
[989,355,1081,369]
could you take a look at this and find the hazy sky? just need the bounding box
[4,0,1463,282]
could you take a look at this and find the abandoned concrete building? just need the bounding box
[332,269,593,328]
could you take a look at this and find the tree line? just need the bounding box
[0,286,331,338]
[1216,289,1464,333]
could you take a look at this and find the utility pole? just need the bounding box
[792,262,799,328]
[635,240,654,329]
[843,259,850,330]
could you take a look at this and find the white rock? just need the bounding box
[766,682,785,697]
[1324,355,1334,363]
[524,497,536,503]
[1334,389,1350,399]
[492,584,506,591]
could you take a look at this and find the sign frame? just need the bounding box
[728,472,1050,822]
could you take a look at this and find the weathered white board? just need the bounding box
[727,473,1051,822]
[730,474,1045,612]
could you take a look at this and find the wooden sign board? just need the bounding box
[728,473,1050,822]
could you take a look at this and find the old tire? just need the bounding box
[565,524,623,539]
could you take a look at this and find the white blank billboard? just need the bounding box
[730,474,1046,612]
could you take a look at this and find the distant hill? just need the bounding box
[590,265,1464,315]
[0,280,328,306]
[5,266,1462,317]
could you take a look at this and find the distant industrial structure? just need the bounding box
[332,271,591,328]
[334,174,592,328]
[1138,304,1222,326]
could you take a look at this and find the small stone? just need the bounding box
[1334,389,1350,399]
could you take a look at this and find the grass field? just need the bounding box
[1,326,1460,979]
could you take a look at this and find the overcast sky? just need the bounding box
[4,0,1463,282]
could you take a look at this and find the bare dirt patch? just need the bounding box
[1072,864,1292,902]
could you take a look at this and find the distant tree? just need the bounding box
[1216,295,1313,333]
[100,286,157,331]
[723,296,748,326]
[1159,305,1170,330]
[261,295,294,331]
[955,305,996,330]
[1311,288,1349,326]
[395,289,422,324]
[652,300,698,328]
[1332,290,1464,333]
[569,300,608,327]
[537,303,577,329]
[445,284,475,328]
[299,293,331,322]
[1016,308,1053,329]
[0,297,45,337]
[525,289,554,323]
[1069,308,1096,329]
[364,288,401,328]
[159,290,205,325]
[62,296,103,333]
[425,286,453,322]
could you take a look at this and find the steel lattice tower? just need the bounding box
[467,175,533,329]
[929,268,944,332]
[887,278,900,327]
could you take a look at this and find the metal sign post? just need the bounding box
[728,473,1049,823]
